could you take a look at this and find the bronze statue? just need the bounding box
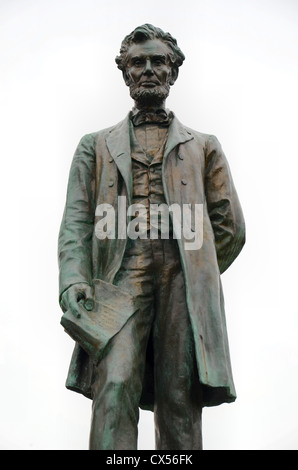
[58,24,245,450]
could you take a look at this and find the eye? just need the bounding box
[153,57,166,66]
[132,58,144,67]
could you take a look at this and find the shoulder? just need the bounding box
[79,115,129,147]
[78,126,111,146]
[173,113,220,150]
[184,128,225,161]
[183,125,221,150]
[75,125,117,156]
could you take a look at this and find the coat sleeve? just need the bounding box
[58,133,96,305]
[204,135,245,274]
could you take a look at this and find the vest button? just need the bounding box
[178,154,184,160]
[109,157,113,163]
[181,179,187,185]
[109,181,114,187]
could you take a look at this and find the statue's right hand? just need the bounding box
[60,283,94,318]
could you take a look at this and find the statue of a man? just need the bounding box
[58,24,245,450]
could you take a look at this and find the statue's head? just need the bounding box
[115,24,185,108]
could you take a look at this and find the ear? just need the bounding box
[122,70,131,86]
[169,67,179,86]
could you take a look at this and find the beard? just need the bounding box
[129,83,170,108]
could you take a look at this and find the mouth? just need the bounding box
[140,81,159,88]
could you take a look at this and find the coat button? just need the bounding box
[181,179,187,185]
[108,181,114,187]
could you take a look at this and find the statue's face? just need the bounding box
[124,39,175,107]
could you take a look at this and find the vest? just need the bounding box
[130,123,171,237]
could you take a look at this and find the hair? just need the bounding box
[115,24,185,76]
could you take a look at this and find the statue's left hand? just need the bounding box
[60,283,94,318]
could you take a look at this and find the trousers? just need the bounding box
[89,237,203,450]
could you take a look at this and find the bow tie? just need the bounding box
[131,109,171,127]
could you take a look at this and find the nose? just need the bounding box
[144,59,154,75]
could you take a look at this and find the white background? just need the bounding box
[1,0,298,450]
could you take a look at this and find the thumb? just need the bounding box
[84,298,94,311]
[83,285,94,311]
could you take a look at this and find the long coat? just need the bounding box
[58,112,245,409]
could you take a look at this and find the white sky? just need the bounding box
[0,0,298,450]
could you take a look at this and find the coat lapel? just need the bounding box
[105,113,133,203]
[164,114,194,160]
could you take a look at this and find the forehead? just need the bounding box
[126,39,171,59]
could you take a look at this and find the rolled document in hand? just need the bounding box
[61,279,138,365]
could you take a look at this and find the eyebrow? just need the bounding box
[131,53,167,61]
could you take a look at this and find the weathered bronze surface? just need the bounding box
[58,24,245,450]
